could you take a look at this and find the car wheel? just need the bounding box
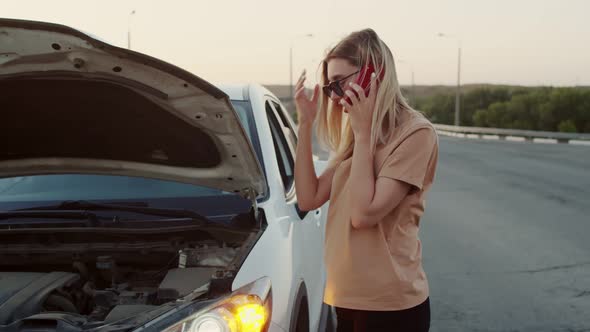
[294,297,309,332]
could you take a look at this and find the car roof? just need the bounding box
[217,84,250,101]
[217,83,280,103]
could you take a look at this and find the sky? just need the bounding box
[3,0,589,87]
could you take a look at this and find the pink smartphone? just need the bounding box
[345,62,377,104]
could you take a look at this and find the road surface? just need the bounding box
[315,135,590,331]
[421,137,590,332]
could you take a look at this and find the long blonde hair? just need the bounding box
[316,29,421,163]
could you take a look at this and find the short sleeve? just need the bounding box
[377,127,437,191]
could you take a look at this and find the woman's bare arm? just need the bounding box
[348,137,411,228]
[294,122,336,211]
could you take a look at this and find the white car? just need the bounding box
[0,19,329,332]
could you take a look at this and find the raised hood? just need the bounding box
[0,19,265,198]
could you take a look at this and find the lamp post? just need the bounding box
[289,34,314,101]
[398,59,415,104]
[127,10,136,50]
[437,33,462,126]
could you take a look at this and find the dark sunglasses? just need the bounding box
[322,70,360,97]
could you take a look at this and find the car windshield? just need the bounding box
[0,100,259,222]
[0,174,227,203]
[231,99,263,164]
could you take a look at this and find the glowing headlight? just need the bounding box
[162,278,271,332]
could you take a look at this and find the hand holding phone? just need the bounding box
[344,62,378,104]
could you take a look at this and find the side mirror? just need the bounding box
[294,202,308,219]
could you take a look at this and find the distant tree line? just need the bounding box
[410,87,590,133]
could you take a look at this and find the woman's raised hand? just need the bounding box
[294,70,320,125]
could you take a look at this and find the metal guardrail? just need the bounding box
[433,124,590,143]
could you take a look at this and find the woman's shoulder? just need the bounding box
[405,111,435,129]
[375,112,438,169]
[392,111,437,144]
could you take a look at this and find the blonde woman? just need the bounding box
[294,29,438,332]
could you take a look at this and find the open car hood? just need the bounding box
[0,19,265,199]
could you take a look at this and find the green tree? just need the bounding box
[414,86,590,133]
[558,120,577,133]
[461,87,512,126]
[473,109,488,127]
[416,94,454,124]
[485,102,509,128]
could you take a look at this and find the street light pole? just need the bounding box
[289,34,314,101]
[398,59,416,105]
[437,33,462,126]
[411,69,415,104]
[127,10,135,50]
[289,46,293,101]
[455,46,462,127]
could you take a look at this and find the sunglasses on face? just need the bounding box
[322,70,360,97]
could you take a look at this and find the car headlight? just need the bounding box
[161,277,272,332]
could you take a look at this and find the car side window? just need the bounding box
[266,101,295,193]
[271,101,298,146]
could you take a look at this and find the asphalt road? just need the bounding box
[315,136,590,331]
[420,136,590,332]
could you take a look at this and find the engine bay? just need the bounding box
[0,224,261,326]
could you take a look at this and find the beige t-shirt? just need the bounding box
[323,114,439,311]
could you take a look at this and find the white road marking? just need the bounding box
[435,130,590,147]
[570,140,590,146]
[506,136,526,142]
[533,138,558,144]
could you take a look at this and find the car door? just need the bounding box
[265,99,325,330]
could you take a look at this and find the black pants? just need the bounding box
[334,298,430,332]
